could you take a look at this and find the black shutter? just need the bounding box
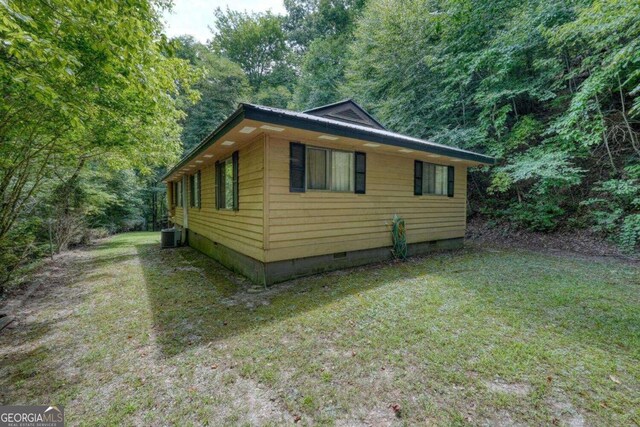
[232,151,239,211]
[447,165,455,197]
[354,151,366,194]
[414,160,423,195]
[197,170,201,207]
[189,175,195,207]
[290,142,306,192]
[174,182,177,206]
[215,161,221,209]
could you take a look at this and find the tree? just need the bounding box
[284,0,367,109]
[172,36,249,152]
[283,0,366,51]
[210,8,291,90]
[0,0,197,288]
[292,35,350,109]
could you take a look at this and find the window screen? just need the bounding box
[216,153,238,210]
[306,147,354,192]
[416,161,454,197]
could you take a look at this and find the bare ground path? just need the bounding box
[1,232,639,425]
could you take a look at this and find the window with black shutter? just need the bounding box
[415,161,454,197]
[355,152,366,194]
[215,153,238,210]
[290,142,368,194]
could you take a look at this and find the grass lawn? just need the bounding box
[1,232,639,425]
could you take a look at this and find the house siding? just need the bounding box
[263,136,467,263]
[170,136,265,261]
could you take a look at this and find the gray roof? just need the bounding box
[242,103,495,164]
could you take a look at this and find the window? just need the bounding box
[290,142,366,194]
[306,147,354,192]
[414,161,454,197]
[216,151,238,210]
[189,172,201,208]
[423,163,448,195]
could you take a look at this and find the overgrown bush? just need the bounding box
[582,175,640,253]
[0,220,42,294]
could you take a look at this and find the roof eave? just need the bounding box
[243,104,495,165]
[162,104,495,183]
[161,106,246,182]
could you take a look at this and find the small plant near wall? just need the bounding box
[391,215,408,260]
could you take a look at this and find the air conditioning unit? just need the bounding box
[161,228,181,248]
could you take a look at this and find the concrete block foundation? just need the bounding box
[185,229,464,286]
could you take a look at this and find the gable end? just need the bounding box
[303,99,386,130]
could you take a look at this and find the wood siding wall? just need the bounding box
[170,137,265,261]
[263,137,467,262]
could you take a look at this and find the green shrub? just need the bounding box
[0,221,41,294]
[619,215,640,254]
[581,177,640,253]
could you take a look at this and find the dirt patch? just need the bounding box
[466,218,639,263]
[484,378,532,397]
[489,410,529,427]
[336,406,400,427]
[0,247,91,321]
[546,389,586,427]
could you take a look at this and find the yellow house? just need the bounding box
[162,100,494,285]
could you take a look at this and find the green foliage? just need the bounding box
[255,85,294,109]
[292,35,350,110]
[211,8,291,90]
[172,36,249,152]
[495,201,566,232]
[619,214,640,254]
[582,178,640,252]
[283,0,366,50]
[390,215,408,260]
[0,0,197,291]
[0,219,41,287]
[495,149,584,194]
[284,0,366,109]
